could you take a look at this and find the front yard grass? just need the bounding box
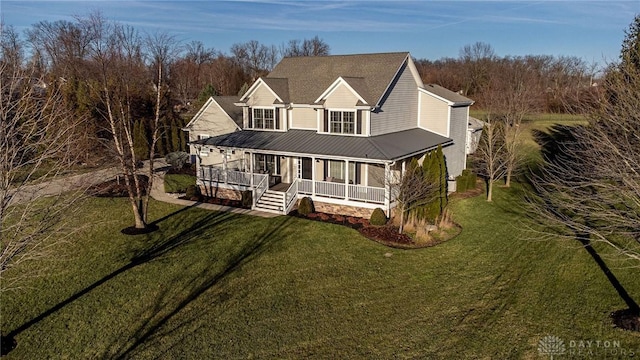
[163,173,196,193]
[1,187,639,358]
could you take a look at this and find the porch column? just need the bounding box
[311,156,316,196]
[401,159,406,175]
[222,149,228,184]
[344,159,349,200]
[249,152,254,187]
[384,162,391,217]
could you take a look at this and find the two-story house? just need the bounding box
[184,52,473,217]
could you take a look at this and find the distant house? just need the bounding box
[183,96,242,164]
[185,52,474,217]
[466,116,485,154]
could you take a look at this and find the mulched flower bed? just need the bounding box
[611,309,640,332]
[359,225,414,247]
[89,175,149,197]
[291,210,419,248]
[290,210,369,230]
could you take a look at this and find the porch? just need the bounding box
[197,165,389,215]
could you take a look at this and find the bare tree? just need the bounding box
[527,16,640,266]
[389,161,437,234]
[473,70,508,201]
[0,61,86,293]
[281,36,330,57]
[491,58,544,187]
[231,40,278,80]
[459,42,496,97]
[85,15,151,229]
[143,32,180,223]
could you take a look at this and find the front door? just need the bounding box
[301,157,313,180]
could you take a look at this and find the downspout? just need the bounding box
[384,160,396,218]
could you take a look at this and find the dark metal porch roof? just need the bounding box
[192,129,452,162]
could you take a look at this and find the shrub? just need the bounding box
[456,169,477,193]
[165,151,189,171]
[241,190,253,208]
[370,208,387,226]
[456,174,468,193]
[185,184,201,199]
[298,197,315,216]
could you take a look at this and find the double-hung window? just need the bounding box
[252,108,275,130]
[328,110,355,134]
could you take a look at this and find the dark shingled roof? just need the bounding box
[193,128,452,161]
[213,96,243,127]
[422,84,474,106]
[261,78,290,103]
[265,52,410,106]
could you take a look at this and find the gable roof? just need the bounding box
[265,52,412,106]
[193,128,451,162]
[261,78,290,103]
[421,84,474,106]
[185,96,242,129]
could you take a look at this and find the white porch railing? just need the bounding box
[315,180,346,198]
[198,166,387,211]
[283,181,298,214]
[253,174,268,208]
[298,179,314,194]
[295,178,384,204]
[200,166,256,187]
[227,170,252,186]
[348,184,385,203]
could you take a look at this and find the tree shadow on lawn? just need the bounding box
[101,216,294,359]
[519,126,639,329]
[3,202,263,353]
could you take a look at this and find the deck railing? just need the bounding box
[348,184,385,203]
[198,166,386,207]
[253,175,268,208]
[298,179,313,194]
[315,180,346,198]
[283,181,298,214]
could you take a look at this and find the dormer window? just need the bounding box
[330,111,355,134]
[249,107,280,130]
[323,109,364,135]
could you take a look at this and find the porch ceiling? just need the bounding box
[193,129,452,161]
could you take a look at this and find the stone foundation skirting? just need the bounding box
[199,185,242,201]
[310,200,378,219]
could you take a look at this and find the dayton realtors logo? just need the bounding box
[538,335,636,358]
[538,335,566,358]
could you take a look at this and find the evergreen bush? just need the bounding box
[241,190,253,208]
[298,197,314,216]
[370,208,387,226]
[185,184,201,199]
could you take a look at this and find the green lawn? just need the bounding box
[2,188,639,359]
[163,173,196,193]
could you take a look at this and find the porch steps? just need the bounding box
[253,190,285,214]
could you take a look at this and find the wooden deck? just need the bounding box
[269,182,291,191]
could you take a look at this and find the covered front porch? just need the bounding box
[196,152,394,215]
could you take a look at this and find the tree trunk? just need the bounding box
[399,207,405,234]
[487,178,494,202]
[505,167,512,187]
[131,199,146,229]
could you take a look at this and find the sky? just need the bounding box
[2,0,639,68]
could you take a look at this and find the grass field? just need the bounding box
[2,184,639,358]
[163,173,196,193]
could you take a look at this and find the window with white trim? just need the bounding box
[327,160,358,183]
[252,108,275,130]
[329,111,355,134]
